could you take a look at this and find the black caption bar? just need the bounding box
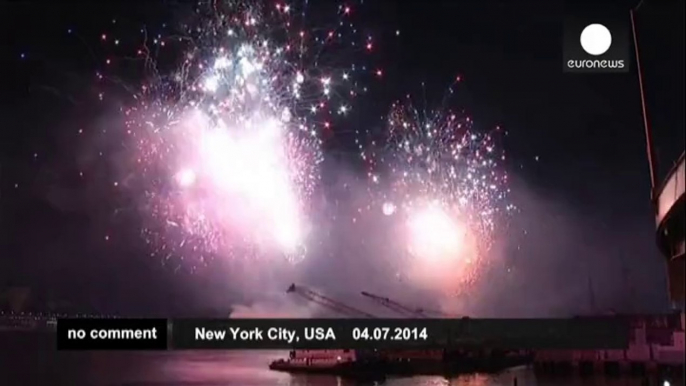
[449,318,629,349]
[57,319,168,350]
[172,319,446,349]
[171,318,629,350]
[55,318,628,350]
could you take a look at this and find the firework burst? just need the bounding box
[361,91,514,293]
[90,0,376,268]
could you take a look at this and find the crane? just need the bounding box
[416,308,461,319]
[286,284,377,318]
[360,291,459,318]
[360,291,427,318]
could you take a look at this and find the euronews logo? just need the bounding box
[563,11,630,73]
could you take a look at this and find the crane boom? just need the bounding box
[360,291,427,318]
[287,284,376,318]
[361,291,459,318]
[416,308,460,318]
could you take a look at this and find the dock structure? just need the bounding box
[533,314,685,376]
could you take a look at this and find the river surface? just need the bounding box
[0,333,668,386]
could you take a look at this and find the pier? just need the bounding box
[534,313,685,376]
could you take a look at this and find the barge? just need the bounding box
[268,348,532,378]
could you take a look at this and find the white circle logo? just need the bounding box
[580,24,612,56]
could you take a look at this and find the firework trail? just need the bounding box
[87,0,376,269]
[361,87,514,294]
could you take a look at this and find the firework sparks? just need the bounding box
[406,201,467,262]
[88,0,376,267]
[362,93,513,292]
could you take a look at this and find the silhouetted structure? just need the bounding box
[631,4,685,306]
[654,153,685,305]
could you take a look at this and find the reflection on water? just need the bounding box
[0,336,673,386]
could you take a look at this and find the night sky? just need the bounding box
[1,0,683,316]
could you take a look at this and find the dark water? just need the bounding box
[0,333,668,386]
